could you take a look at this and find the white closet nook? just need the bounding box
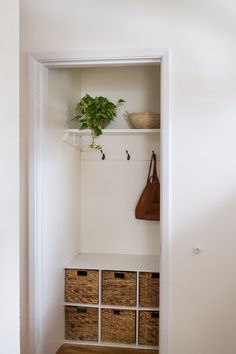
[28,50,170,354]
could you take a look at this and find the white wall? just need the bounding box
[21,1,236,354]
[81,135,160,255]
[79,66,160,127]
[0,1,20,353]
[59,65,160,255]
[45,69,81,354]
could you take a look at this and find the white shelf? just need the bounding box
[65,302,99,308]
[64,129,160,136]
[64,302,159,312]
[65,253,160,273]
[64,340,159,351]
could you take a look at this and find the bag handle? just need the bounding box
[147,153,155,182]
[147,152,158,183]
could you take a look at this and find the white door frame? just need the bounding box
[28,49,171,354]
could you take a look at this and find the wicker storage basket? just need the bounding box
[102,271,136,306]
[139,311,159,345]
[128,112,160,129]
[139,272,160,308]
[65,269,99,304]
[65,306,98,341]
[101,309,136,344]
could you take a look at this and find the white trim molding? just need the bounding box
[159,48,171,354]
[28,49,171,354]
[28,55,48,354]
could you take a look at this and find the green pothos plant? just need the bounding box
[72,94,125,150]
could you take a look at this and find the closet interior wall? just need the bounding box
[46,64,160,354]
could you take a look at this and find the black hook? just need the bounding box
[126,150,130,160]
[101,150,105,160]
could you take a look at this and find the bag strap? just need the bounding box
[147,154,154,183]
[147,152,158,183]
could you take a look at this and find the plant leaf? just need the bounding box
[80,122,88,129]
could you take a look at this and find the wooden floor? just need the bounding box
[57,344,158,354]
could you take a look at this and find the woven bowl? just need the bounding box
[128,112,160,129]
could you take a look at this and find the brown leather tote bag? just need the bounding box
[135,153,160,221]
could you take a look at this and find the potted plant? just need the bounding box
[72,94,125,150]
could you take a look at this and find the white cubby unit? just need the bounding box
[29,50,170,354]
[64,253,160,350]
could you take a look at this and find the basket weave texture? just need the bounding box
[128,112,160,129]
[139,272,160,308]
[101,309,136,344]
[65,306,98,341]
[139,311,159,345]
[102,271,136,306]
[65,269,99,304]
